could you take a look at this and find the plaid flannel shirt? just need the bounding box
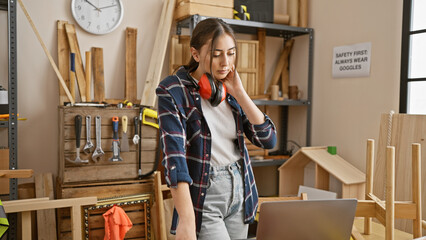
[156,67,277,235]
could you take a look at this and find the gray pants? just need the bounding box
[198,161,249,240]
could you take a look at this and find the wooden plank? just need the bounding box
[154,172,167,240]
[315,164,329,191]
[279,167,305,196]
[3,197,97,213]
[58,180,154,200]
[35,173,57,240]
[0,149,9,194]
[65,24,86,102]
[0,169,33,178]
[57,20,70,106]
[257,29,266,95]
[125,27,138,103]
[22,211,32,240]
[412,143,422,238]
[365,139,375,233]
[267,39,294,93]
[386,146,395,240]
[63,164,154,183]
[92,47,105,102]
[141,0,176,107]
[85,51,91,102]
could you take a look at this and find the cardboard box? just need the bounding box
[175,0,234,21]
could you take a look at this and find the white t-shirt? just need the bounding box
[201,97,241,166]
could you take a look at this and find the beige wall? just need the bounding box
[0,0,403,183]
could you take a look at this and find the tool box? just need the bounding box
[174,0,234,21]
[58,106,159,184]
[56,178,154,240]
[234,0,274,23]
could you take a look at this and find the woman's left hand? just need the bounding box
[221,65,246,98]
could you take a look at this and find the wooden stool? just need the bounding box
[355,140,423,239]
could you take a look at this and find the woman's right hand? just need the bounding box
[175,217,197,240]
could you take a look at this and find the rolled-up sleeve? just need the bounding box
[156,83,193,188]
[243,113,277,149]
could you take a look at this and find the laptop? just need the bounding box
[253,199,357,240]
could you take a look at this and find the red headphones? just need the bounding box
[198,73,227,107]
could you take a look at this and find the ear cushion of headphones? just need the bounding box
[198,73,216,100]
[211,81,227,107]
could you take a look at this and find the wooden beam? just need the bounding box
[257,29,266,95]
[141,0,176,107]
[0,169,33,178]
[65,23,87,102]
[125,27,138,103]
[315,164,329,190]
[355,200,376,218]
[3,197,97,213]
[364,139,374,234]
[411,143,422,238]
[92,47,105,102]
[57,20,70,106]
[385,146,395,240]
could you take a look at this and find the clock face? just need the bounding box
[71,0,124,35]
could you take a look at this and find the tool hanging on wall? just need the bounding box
[83,115,94,153]
[92,115,105,162]
[138,108,159,179]
[121,116,130,152]
[133,116,140,145]
[67,115,89,164]
[110,117,123,162]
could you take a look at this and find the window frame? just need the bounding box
[400,0,426,113]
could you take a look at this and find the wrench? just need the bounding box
[109,116,123,162]
[132,116,140,144]
[66,115,89,164]
[83,115,94,153]
[92,115,105,162]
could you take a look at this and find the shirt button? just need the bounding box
[201,193,205,196]
[196,97,199,100]
[205,154,209,157]
[204,173,208,176]
[237,130,241,133]
[207,133,210,136]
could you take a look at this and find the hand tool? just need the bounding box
[67,115,89,164]
[142,108,159,129]
[132,116,140,145]
[138,107,159,179]
[64,102,110,107]
[109,117,123,162]
[120,116,130,152]
[83,115,94,153]
[92,115,105,162]
[70,52,76,101]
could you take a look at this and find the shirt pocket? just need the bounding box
[184,107,202,145]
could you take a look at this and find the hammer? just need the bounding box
[67,115,89,164]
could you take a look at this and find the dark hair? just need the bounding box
[184,18,237,74]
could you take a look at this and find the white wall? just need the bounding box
[0,0,403,184]
[301,0,402,172]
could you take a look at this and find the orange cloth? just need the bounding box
[103,205,133,240]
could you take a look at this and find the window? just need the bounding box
[400,0,426,114]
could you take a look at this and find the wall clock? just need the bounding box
[71,0,124,35]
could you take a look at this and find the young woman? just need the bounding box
[156,18,276,240]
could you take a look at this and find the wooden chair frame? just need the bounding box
[355,139,423,240]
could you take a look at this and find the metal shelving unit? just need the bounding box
[177,15,314,159]
[1,0,19,239]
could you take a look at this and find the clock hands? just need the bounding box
[84,0,102,12]
[99,4,117,10]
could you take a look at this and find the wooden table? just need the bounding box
[353,218,413,240]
